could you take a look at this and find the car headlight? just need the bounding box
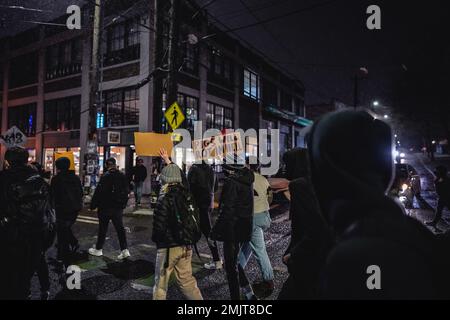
[401,184,409,192]
[400,153,406,158]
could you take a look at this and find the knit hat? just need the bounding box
[160,164,182,185]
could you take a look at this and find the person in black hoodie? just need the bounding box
[130,157,147,208]
[89,157,131,260]
[278,148,331,300]
[308,110,441,299]
[50,157,83,269]
[0,147,52,300]
[187,162,222,270]
[426,165,450,228]
[210,157,255,300]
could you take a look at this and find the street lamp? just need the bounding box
[384,114,389,119]
[373,101,379,107]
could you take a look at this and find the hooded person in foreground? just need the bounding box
[308,110,442,299]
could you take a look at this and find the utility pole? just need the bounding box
[84,0,102,195]
[165,0,181,123]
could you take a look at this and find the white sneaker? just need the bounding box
[88,247,103,257]
[118,249,131,260]
[204,260,223,270]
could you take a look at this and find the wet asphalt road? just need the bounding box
[28,152,450,300]
[29,198,291,300]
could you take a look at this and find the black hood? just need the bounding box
[283,148,310,180]
[228,166,254,186]
[307,110,400,234]
[2,165,37,182]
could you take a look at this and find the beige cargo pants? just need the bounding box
[153,246,203,300]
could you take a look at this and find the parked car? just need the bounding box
[390,163,421,208]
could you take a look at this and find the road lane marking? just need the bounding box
[76,218,98,225]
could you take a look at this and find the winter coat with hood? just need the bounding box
[187,163,216,209]
[50,171,83,221]
[279,148,332,300]
[308,110,442,299]
[210,165,254,242]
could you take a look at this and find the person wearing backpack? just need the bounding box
[0,147,54,300]
[50,157,83,269]
[89,157,131,260]
[210,155,255,300]
[151,149,203,300]
[187,161,222,270]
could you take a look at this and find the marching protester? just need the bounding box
[89,157,131,260]
[210,155,255,300]
[50,157,83,270]
[278,148,331,300]
[308,110,443,299]
[187,161,222,270]
[0,147,55,300]
[426,165,450,228]
[238,158,274,298]
[130,157,147,209]
[152,149,203,300]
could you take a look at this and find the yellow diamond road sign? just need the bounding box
[165,102,185,131]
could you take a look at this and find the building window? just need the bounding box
[177,93,199,133]
[263,80,277,107]
[180,42,198,74]
[206,102,234,130]
[9,52,38,88]
[46,38,83,80]
[8,103,37,136]
[208,47,233,85]
[243,68,260,100]
[294,97,304,116]
[104,17,141,66]
[44,96,81,131]
[280,91,292,111]
[102,87,139,127]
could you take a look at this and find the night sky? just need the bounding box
[1,0,449,107]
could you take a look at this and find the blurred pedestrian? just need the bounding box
[0,147,54,300]
[130,157,147,209]
[89,158,130,260]
[50,157,83,270]
[426,165,450,228]
[278,148,331,300]
[308,110,440,299]
[210,155,255,300]
[238,159,274,298]
[152,149,203,300]
[188,161,222,270]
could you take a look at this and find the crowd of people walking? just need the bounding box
[2,109,450,300]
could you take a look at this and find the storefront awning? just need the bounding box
[265,105,313,127]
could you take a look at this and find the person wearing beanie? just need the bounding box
[308,110,441,299]
[151,149,203,300]
[89,157,131,260]
[50,156,83,273]
[210,154,256,300]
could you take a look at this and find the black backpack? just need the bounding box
[7,174,56,247]
[169,187,201,245]
[105,171,129,209]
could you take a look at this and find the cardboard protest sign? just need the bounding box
[54,151,76,171]
[134,132,174,157]
[0,126,27,148]
[192,132,243,161]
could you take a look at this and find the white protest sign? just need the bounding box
[0,126,27,148]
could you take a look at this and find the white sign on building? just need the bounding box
[0,126,27,149]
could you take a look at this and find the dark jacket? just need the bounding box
[0,165,50,236]
[50,171,83,221]
[91,168,129,211]
[210,166,254,242]
[152,184,187,249]
[131,165,147,183]
[307,110,440,299]
[187,163,216,209]
[435,176,450,205]
[279,149,332,300]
